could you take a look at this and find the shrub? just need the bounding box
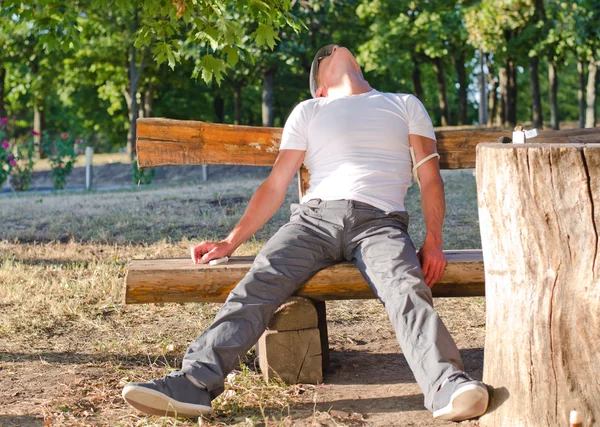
[10,133,36,191]
[132,157,155,185]
[0,118,11,187]
[42,133,82,190]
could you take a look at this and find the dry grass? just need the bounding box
[0,169,483,426]
[0,169,479,249]
[32,152,131,172]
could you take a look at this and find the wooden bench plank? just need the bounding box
[125,250,485,304]
[136,118,600,169]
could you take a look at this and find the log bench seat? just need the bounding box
[126,118,600,385]
[125,250,485,304]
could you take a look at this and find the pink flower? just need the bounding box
[9,159,16,166]
[1,118,7,124]
[30,130,39,136]
[61,132,69,140]
[1,141,8,149]
[77,139,84,144]
[7,154,13,161]
[57,164,63,169]
[77,149,84,154]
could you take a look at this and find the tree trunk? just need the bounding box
[455,51,468,125]
[577,57,586,128]
[432,57,450,126]
[412,54,424,101]
[477,143,600,427]
[529,56,543,128]
[0,64,6,120]
[549,61,559,130]
[213,94,224,123]
[142,84,154,119]
[506,58,517,127]
[485,55,499,127]
[126,8,144,158]
[262,66,276,127]
[478,51,488,126]
[586,58,597,128]
[233,85,242,125]
[33,103,45,158]
[498,66,508,127]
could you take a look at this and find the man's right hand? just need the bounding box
[191,240,234,264]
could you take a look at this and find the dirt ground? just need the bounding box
[0,295,485,427]
[1,160,486,427]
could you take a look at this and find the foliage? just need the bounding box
[132,159,156,185]
[9,133,36,192]
[1,0,599,155]
[0,118,12,187]
[42,132,81,190]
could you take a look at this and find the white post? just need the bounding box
[85,147,93,190]
[202,165,208,181]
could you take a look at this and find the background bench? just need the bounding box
[126,119,600,384]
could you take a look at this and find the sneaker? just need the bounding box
[122,371,213,418]
[432,372,489,421]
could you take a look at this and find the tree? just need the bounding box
[465,0,534,128]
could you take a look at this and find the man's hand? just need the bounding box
[417,240,447,288]
[191,240,234,264]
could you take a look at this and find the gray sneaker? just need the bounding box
[122,371,213,418]
[432,372,489,421]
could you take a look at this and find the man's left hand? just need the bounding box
[417,241,447,288]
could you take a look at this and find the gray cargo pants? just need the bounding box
[181,199,463,410]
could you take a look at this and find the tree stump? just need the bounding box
[256,297,325,384]
[476,143,600,426]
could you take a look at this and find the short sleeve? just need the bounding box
[279,102,309,151]
[406,95,436,142]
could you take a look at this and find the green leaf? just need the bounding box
[222,45,239,67]
[198,54,227,85]
[252,23,279,49]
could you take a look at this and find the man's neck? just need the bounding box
[327,71,373,99]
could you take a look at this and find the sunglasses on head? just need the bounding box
[310,44,337,98]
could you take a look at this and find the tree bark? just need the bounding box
[498,66,508,127]
[455,50,468,125]
[477,143,600,427]
[262,66,277,127]
[432,57,450,126]
[0,64,6,120]
[586,58,597,128]
[549,61,559,130]
[412,54,424,101]
[529,57,543,128]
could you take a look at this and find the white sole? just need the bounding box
[433,383,489,421]
[122,384,213,418]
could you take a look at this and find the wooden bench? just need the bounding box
[126,119,600,384]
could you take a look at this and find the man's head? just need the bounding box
[309,44,363,98]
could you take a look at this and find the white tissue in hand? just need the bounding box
[209,256,229,266]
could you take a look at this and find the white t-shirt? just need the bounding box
[279,89,436,212]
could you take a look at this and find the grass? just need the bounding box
[0,168,483,426]
[0,169,480,248]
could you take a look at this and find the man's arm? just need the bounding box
[191,149,305,264]
[408,134,447,287]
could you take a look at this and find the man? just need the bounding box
[122,44,489,422]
